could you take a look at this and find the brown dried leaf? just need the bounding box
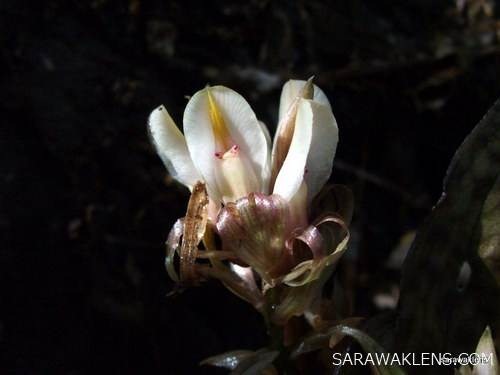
[328,325,406,375]
[180,181,208,284]
[282,215,349,287]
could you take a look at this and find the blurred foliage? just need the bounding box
[361,92,500,375]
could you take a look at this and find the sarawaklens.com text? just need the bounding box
[332,352,493,367]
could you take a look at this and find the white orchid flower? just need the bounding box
[159,80,347,315]
[148,79,338,221]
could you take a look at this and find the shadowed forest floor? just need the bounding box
[1,0,500,374]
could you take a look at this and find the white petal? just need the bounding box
[287,181,308,230]
[473,326,498,375]
[214,146,260,203]
[304,100,339,200]
[271,80,332,182]
[273,99,313,201]
[258,120,272,150]
[277,79,331,129]
[148,105,202,189]
[258,120,272,190]
[183,86,270,198]
[182,91,218,197]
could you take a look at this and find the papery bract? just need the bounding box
[217,193,292,284]
[165,181,208,285]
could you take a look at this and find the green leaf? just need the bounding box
[397,99,500,356]
[290,318,363,358]
[290,327,335,359]
[291,324,405,374]
[478,177,500,287]
[330,325,406,375]
[231,349,279,375]
[200,350,255,370]
[200,349,279,375]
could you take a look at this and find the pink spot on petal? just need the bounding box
[230,144,240,155]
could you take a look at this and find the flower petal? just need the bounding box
[213,146,261,203]
[148,105,202,189]
[277,79,331,132]
[271,79,314,186]
[180,181,209,284]
[304,100,339,200]
[258,120,272,151]
[273,98,314,201]
[216,193,292,283]
[183,86,270,199]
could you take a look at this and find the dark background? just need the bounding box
[1,0,500,374]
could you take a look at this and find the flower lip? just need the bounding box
[183,85,270,203]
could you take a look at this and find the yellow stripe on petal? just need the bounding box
[206,86,232,151]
